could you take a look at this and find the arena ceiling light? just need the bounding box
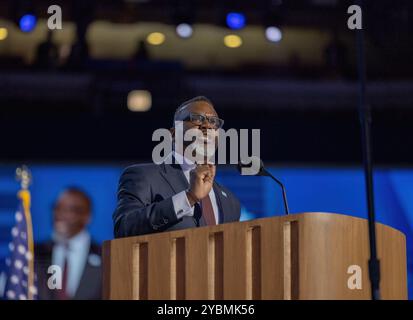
[127,90,152,112]
[226,12,246,30]
[0,27,8,41]
[265,26,283,43]
[146,32,165,46]
[224,34,242,48]
[19,14,37,33]
[176,23,193,39]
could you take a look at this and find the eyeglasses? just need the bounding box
[182,113,224,129]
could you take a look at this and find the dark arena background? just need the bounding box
[0,0,413,302]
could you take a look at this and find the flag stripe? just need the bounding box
[4,187,37,300]
[19,190,35,300]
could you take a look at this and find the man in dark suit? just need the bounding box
[113,96,241,238]
[35,187,102,300]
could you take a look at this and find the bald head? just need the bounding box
[173,96,217,126]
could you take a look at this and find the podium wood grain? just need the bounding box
[103,212,407,300]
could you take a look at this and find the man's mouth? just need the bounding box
[200,130,217,142]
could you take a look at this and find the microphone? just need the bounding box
[238,156,290,215]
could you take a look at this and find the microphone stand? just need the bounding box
[260,168,290,216]
[355,0,381,300]
[238,159,290,215]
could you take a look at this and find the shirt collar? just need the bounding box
[53,229,90,250]
[172,150,196,172]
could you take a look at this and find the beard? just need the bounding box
[178,127,219,164]
[189,132,218,164]
[193,140,216,163]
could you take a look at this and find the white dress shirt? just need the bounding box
[171,151,220,224]
[52,230,90,297]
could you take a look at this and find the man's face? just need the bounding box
[176,101,220,149]
[53,191,91,240]
[182,101,219,131]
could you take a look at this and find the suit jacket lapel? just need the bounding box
[159,162,189,194]
[160,160,229,225]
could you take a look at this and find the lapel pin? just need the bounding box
[221,191,227,197]
[88,253,102,267]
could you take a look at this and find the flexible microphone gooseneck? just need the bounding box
[238,157,290,215]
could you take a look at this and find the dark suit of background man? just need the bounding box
[35,187,102,300]
[113,96,241,238]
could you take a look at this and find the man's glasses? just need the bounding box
[182,113,224,129]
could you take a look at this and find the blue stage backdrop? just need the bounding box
[0,164,412,298]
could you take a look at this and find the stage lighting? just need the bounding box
[226,12,246,30]
[146,32,165,46]
[127,90,152,112]
[224,34,242,48]
[265,26,282,42]
[19,14,37,33]
[0,28,8,41]
[176,23,193,39]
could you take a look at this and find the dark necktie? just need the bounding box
[55,244,69,300]
[201,194,216,226]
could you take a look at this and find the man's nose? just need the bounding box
[200,119,214,130]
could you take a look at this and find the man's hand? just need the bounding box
[186,164,216,206]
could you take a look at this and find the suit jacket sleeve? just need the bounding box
[113,166,181,238]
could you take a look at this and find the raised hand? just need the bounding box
[186,164,216,206]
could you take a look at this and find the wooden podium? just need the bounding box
[102,212,407,300]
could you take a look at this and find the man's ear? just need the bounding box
[84,213,92,226]
[170,127,175,141]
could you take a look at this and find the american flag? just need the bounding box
[4,187,37,300]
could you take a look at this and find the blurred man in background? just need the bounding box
[35,187,102,300]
